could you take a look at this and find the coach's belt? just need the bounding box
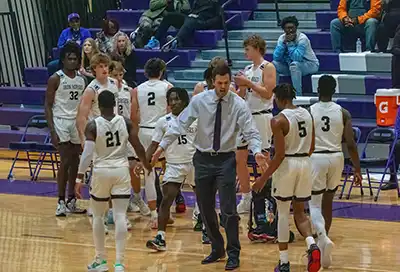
[252,109,272,115]
[140,125,155,129]
[313,150,341,154]
[196,149,234,157]
[285,153,309,157]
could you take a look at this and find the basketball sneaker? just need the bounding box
[248,225,276,243]
[56,200,67,217]
[237,197,251,214]
[274,261,290,272]
[175,194,186,213]
[307,244,321,272]
[127,200,140,212]
[193,214,203,231]
[133,196,151,216]
[66,198,87,214]
[146,234,166,251]
[87,259,108,271]
[318,237,333,268]
[114,263,125,272]
[201,228,211,244]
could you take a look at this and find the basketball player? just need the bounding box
[45,41,87,216]
[233,35,276,214]
[253,83,320,272]
[109,61,150,218]
[75,90,151,272]
[146,87,203,251]
[309,75,362,268]
[132,58,172,228]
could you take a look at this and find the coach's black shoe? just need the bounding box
[201,228,211,244]
[225,257,240,270]
[146,234,166,251]
[274,261,290,272]
[201,250,225,264]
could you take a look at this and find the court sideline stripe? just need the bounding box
[0,235,395,272]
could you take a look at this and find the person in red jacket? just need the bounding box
[330,0,382,52]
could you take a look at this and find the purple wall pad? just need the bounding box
[1,179,399,222]
[365,76,392,96]
[0,87,45,105]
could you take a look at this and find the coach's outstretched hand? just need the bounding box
[151,146,164,165]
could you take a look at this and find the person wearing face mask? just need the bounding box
[272,16,319,96]
[110,33,137,88]
[47,13,91,76]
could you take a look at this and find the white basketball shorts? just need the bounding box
[237,112,272,151]
[90,167,131,201]
[310,152,344,194]
[139,126,164,159]
[272,156,312,201]
[162,162,195,186]
[53,117,80,144]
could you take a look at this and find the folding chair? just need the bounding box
[31,133,59,181]
[348,127,400,201]
[7,115,49,181]
[339,126,361,199]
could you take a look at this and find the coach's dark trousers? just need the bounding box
[193,150,241,258]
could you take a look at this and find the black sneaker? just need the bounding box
[274,261,290,271]
[193,216,203,231]
[146,234,166,251]
[201,228,211,244]
[248,225,276,243]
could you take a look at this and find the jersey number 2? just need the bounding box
[148,92,155,106]
[69,91,79,100]
[321,116,330,132]
[298,121,307,138]
[118,104,123,115]
[177,135,187,145]
[106,131,121,147]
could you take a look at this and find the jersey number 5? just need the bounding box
[69,91,79,100]
[321,116,330,132]
[177,135,187,145]
[298,121,307,138]
[106,131,121,147]
[148,92,155,106]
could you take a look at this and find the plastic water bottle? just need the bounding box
[20,104,24,109]
[356,38,362,53]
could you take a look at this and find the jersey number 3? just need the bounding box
[298,121,307,138]
[321,116,330,132]
[148,92,155,106]
[106,131,121,147]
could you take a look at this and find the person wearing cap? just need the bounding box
[48,13,91,76]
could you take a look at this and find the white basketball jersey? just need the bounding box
[93,115,129,168]
[310,101,344,152]
[244,60,274,112]
[158,113,197,164]
[87,77,119,119]
[137,79,169,127]
[280,107,313,155]
[52,70,85,119]
[116,84,132,119]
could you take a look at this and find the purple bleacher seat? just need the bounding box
[364,76,392,95]
[107,10,143,29]
[225,11,251,30]
[134,49,197,67]
[24,67,48,87]
[306,32,332,50]
[121,0,149,10]
[317,52,339,71]
[331,0,340,11]
[0,87,45,105]
[336,96,375,119]
[316,11,336,30]
[0,130,47,148]
[0,108,44,127]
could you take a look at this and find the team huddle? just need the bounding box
[45,36,362,272]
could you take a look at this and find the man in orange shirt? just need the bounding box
[330,0,382,52]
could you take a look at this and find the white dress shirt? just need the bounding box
[159,89,262,154]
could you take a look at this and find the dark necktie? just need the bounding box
[213,99,222,151]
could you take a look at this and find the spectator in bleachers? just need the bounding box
[79,38,99,80]
[376,0,400,52]
[272,16,319,96]
[47,13,91,76]
[330,0,382,52]
[96,19,123,54]
[110,32,137,88]
[144,0,221,50]
[131,0,191,48]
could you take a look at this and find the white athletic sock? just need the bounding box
[276,200,291,243]
[90,199,108,260]
[305,236,316,249]
[112,199,130,264]
[144,169,157,202]
[194,202,200,215]
[158,231,166,240]
[279,250,289,264]
[309,195,327,239]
